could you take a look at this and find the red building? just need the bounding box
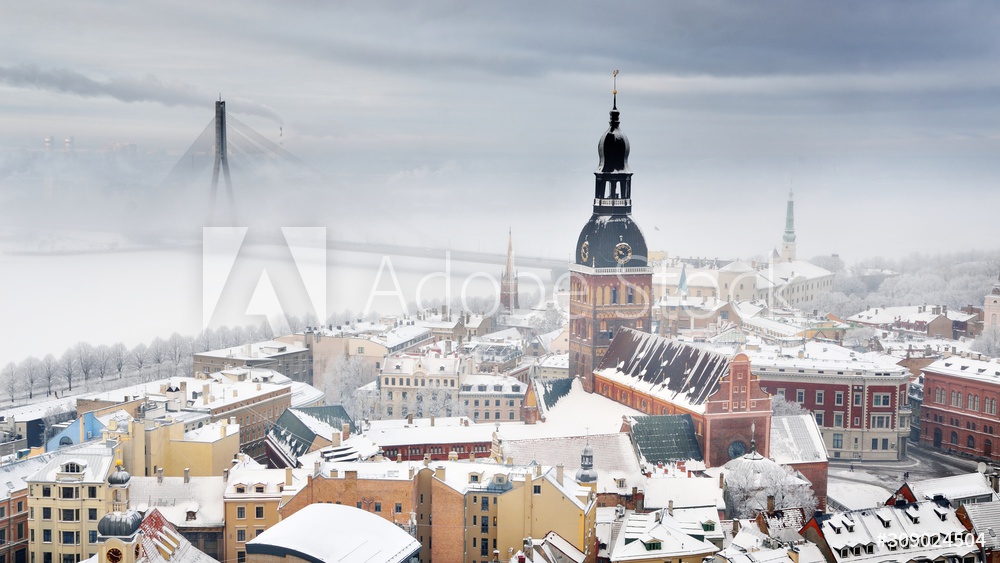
[921,354,1000,459]
[364,417,495,462]
[593,328,772,468]
[750,343,911,461]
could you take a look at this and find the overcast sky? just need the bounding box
[2,1,999,262]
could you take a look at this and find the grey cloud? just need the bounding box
[0,64,283,124]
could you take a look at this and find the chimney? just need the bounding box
[184,468,190,484]
[314,460,321,477]
[397,453,403,463]
[157,467,163,483]
[767,494,775,513]
[423,453,431,466]
[285,467,293,487]
[449,451,459,461]
[223,468,230,481]
[506,456,514,466]
[556,464,564,485]
[469,453,475,461]
[668,499,674,516]
[719,472,724,488]
[407,413,414,425]
[991,472,999,493]
[434,466,446,480]
[342,423,350,441]
[430,416,435,427]
[330,469,338,478]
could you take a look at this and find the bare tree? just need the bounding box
[2,362,17,402]
[59,350,76,392]
[19,356,40,400]
[972,326,1000,358]
[193,329,214,353]
[110,343,128,379]
[94,344,111,380]
[42,354,58,396]
[149,337,167,378]
[167,333,190,375]
[131,342,148,372]
[76,342,95,382]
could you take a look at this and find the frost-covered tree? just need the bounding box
[42,354,58,396]
[844,327,878,350]
[771,394,809,416]
[2,362,17,402]
[59,350,76,392]
[19,356,40,399]
[130,342,148,371]
[320,355,378,421]
[149,337,167,378]
[76,342,95,382]
[724,461,817,518]
[972,326,1000,358]
[110,343,128,379]
[94,344,111,380]
[167,333,190,374]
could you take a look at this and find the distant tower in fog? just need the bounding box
[781,190,796,262]
[500,229,519,312]
[986,270,1000,328]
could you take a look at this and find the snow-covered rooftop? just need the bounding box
[247,503,420,563]
[130,476,226,528]
[770,415,828,464]
[196,340,307,360]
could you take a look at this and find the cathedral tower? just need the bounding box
[568,86,653,392]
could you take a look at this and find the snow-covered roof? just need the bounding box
[958,501,1000,551]
[908,472,1000,504]
[643,473,725,512]
[460,374,527,395]
[924,355,1000,383]
[183,420,238,443]
[538,354,569,369]
[769,415,828,464]
[130,476,225,528]
[26,442,115,484]
[499,433,643,496]
[0,450,61,500]
[595,329,731,415]
[609,509,719,562]
[139,508,219,563]
[748,341,907,376]
[246,503,420,563]
[848,305,977,327]
[758,261,833,288]
[817,499,976,563]
[826,480,891,511]
[196,340,307,360]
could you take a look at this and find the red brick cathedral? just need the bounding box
[568,94,654,392]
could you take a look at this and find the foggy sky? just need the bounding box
[2,1,1000,260]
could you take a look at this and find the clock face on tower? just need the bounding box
[614,242,632,264]
[107,548,123,563]
[580,241,589,263]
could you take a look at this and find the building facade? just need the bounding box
[568,97,653,390]
[458,375,527,423]
[751,349,911,461]
[921,355,1000,460]
[377,350,473,419]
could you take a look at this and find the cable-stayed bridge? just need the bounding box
[159,101,568,274]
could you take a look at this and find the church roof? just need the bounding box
[596,328,731,412]
[630,414,703,464]
[574,214,648,268]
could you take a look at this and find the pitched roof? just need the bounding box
[139,508,219,563]
[769,415,828,464]
[596,329,730,413]
[630,414,703,465]
[129,476,225,528]
[959,501,1000,550]
[500,433,643,495]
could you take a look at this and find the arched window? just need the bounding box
[951,431,959,445]
[968,435,976,449]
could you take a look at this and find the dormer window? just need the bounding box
[62,462,83,473]
[255,485,265,493]
[186,510,196,521]
[235,486,246,494]
[645,541,661,551]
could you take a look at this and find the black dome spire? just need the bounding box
[97,510,143,537]
[597,101,630,175]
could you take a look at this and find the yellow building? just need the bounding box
[101,417,240,479]
[26,444,119,563]
[414,461,597,563]
[223,467,307,563]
